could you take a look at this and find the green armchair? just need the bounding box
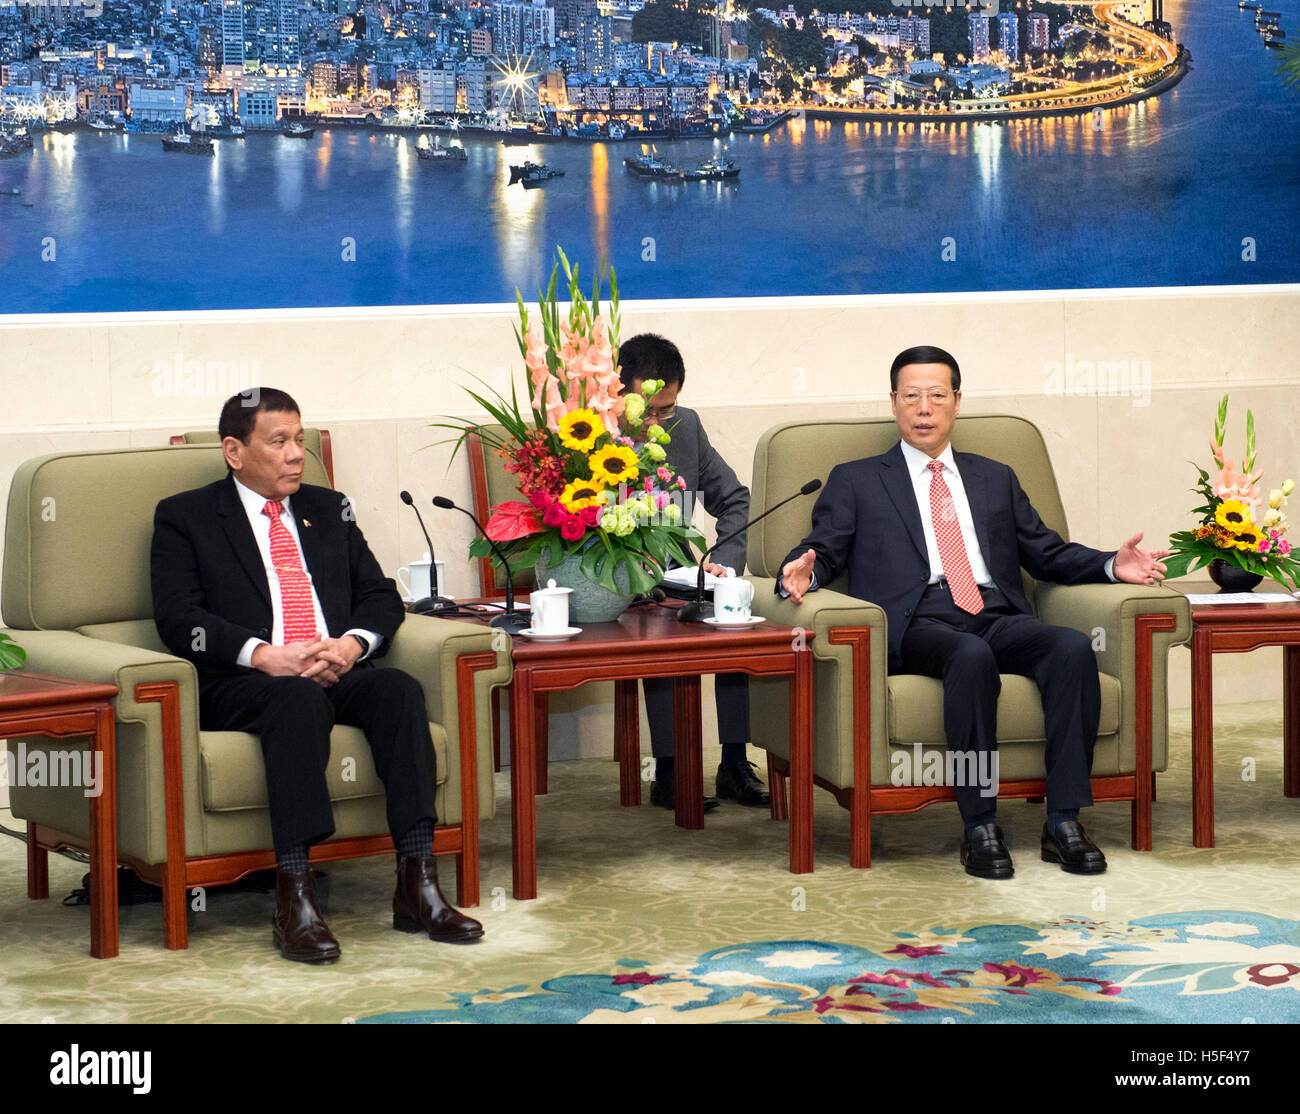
[2,442,510,951]
[745,415,1191,866]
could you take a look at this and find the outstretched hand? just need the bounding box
[1113,532,1171,586]
[781,549,817,603]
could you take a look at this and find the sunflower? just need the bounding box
[588,444,640,486]
[1232,526,1262,551]
[559,408,604,452]
[1214,498,1253,535]
[559,476,608,513]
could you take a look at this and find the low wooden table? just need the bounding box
[0,671,119,958]
[1171,582,1300,847]
[502,603,814,900]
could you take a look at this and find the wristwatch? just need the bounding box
[350,634,370,658]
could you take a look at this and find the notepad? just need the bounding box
[1185,593,1300,605]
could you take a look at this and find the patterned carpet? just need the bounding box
[1,704,1297,1025]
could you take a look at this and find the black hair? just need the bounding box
[218,388,300,444]
[889,346,961,393]
[618,333,686,392]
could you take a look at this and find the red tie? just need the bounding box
[263,501,318,643]
[927,460,983,615]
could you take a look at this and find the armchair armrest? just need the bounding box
[1,628,202,864]
[748,579,889,787]
[1034,583,1191,680]
[384,615,512,822]
[1034,583,1190,775]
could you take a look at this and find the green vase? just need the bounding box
[535,548,636,624]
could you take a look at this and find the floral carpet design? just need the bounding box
[362,911,1300,1024]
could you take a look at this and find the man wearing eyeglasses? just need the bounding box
[780,346,1170,879]
[619,334,769,812]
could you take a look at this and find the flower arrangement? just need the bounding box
[1164,395,1299,591]
[437,249,703,597]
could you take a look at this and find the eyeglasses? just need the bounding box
[896,389,954,407]
[644,405,676,421]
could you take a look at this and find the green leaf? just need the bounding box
[0,633,26,672]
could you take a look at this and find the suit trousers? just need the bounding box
[642,674,751,759]
[895,583,1100,823]
[198,663,439,856]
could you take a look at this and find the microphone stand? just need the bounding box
[432,495,532,633]
[677,479,823,623]
[399,490,457,615]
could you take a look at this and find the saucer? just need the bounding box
[518,626,582,641]
[703,615,765,630]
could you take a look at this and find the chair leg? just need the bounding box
[850,781,871,869]
[769,757,789,822]
[491,688,502,774]
[1151,771,1157,802]
[162,871,189,950]
[454,851,466,908]
[26,823,49,899]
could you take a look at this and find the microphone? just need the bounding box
[432,495,531,633]
[399,490,457,615]
[677,478,823,623]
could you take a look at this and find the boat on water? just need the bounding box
[0,129,35,157]
[0,186,20,196]
[87,116,117,131]
[161,129,215,155]
[624,153,683,181]
[207,119,246,139]
[684,156,740,182]
[1239,0,1260,9]
[1264,30,1286,45]
[281,121,315,139]
[417,138,468,162]
[519,164,564,188]
[509,160,544,183]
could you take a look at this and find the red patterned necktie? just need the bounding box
[263,500,318,643]
[927,460,983,615]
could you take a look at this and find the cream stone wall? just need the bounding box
[2,285,1297,762]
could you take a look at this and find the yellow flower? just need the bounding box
[559,408,604,452]
[559,476,608,512]
[1215,499,1253,535]
[1233,527,1262,551]
[588,444,640,485]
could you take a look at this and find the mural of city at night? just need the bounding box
[0,0,1296,313]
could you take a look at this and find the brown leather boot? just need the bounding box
[272,870,341,963]
[393,856,484,943]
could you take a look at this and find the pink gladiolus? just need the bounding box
[1210,439,1225,466]
[657,467,672,482]
[485,501,543,542]
[560,514,585,541]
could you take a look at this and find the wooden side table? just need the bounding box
[0,671,120,958]
[503,605,814,900]
[1171,583,1300,847]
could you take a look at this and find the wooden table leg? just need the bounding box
[89,704,119,959]
[26,821,48,899]
[534,692,549,796]
[1285,645,1300,798]
[510,672,538,900]
[615,680,641,806]
[672,676,704,829]
[1191,628,1215,848]
[789,645,814,874]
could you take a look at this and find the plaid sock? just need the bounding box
[277,844,310,874]
[396,817,435,860]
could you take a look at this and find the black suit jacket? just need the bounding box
[664,405,750,573]
[784,442,1115,669]
[150,475,405,683]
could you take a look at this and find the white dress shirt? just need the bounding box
[898,439,995,586]
[231,477,381,667]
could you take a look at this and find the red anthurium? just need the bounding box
[485,501,543,542]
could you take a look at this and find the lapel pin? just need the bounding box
[302,519,312,527]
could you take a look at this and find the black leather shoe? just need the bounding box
[272,870,341,963]
[715,760,770,807]
[649,771,719,812]
[393,856,485,943]
[1041,820,1107,874]
[960,823,1014,879]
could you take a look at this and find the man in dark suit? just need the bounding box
[150,388,482,962]
[619,334,769,811]
[780,346,1169,878]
